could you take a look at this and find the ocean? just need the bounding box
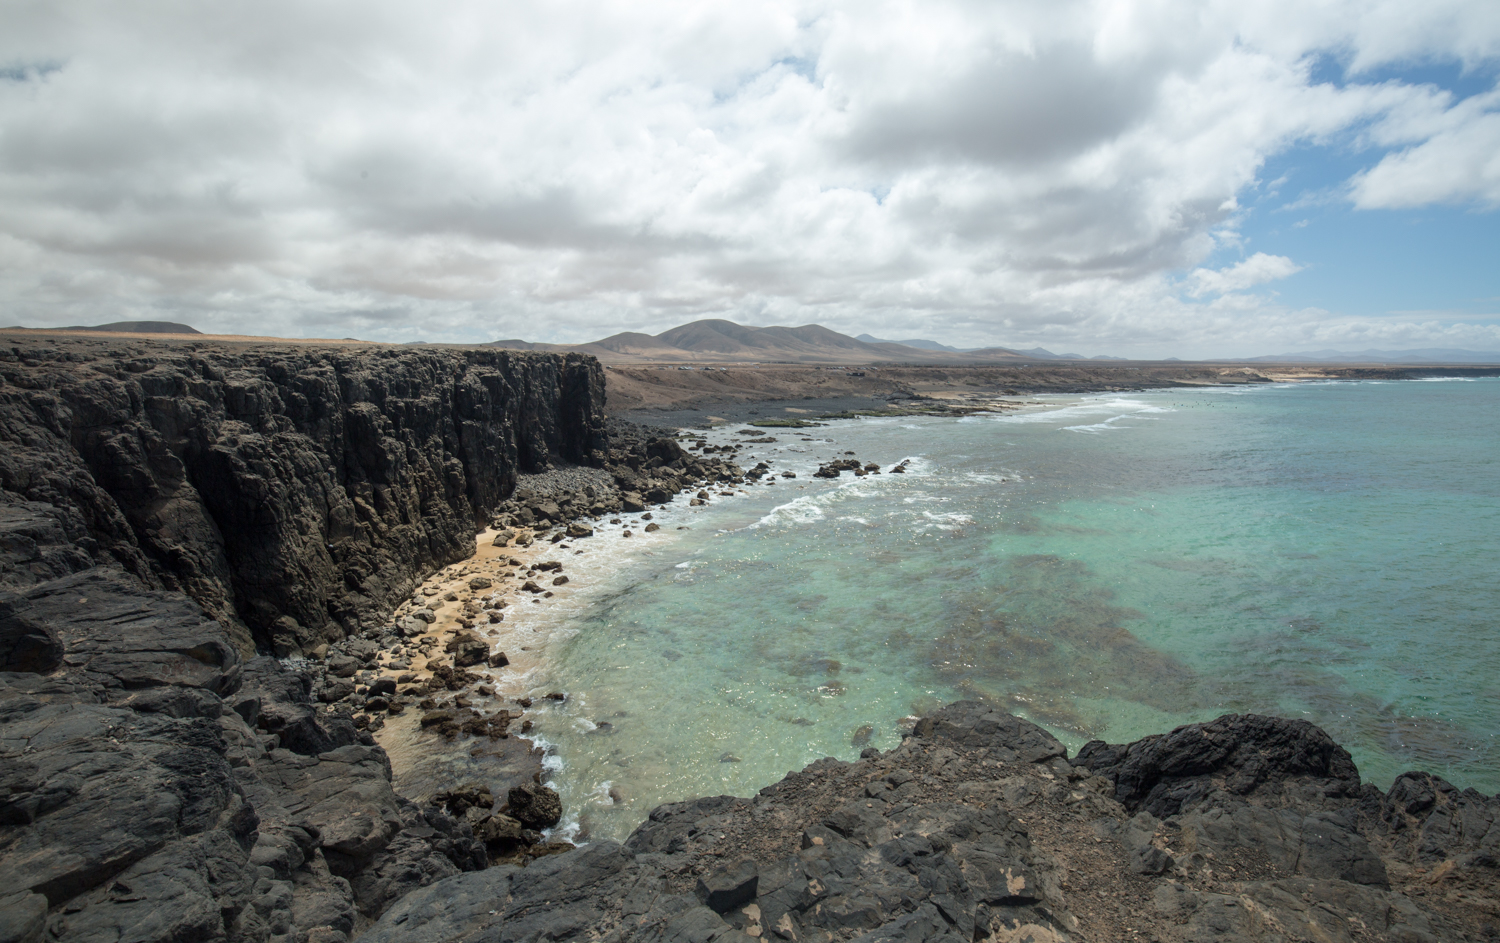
[499,378,1500,842]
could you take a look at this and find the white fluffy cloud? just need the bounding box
[1,0,1497,355]
[1189,254,1304,297]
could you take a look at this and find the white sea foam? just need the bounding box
[1063,415,1134,433]
[754,494,828,527]
[918,510,974,532]
[992,397,1170,427]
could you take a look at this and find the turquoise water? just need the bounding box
[524,379,1500,841]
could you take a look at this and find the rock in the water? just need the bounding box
[566,522,594,538]
[507,783,563,830]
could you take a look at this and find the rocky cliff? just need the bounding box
[0,335,606,942]
[0,335,606,654]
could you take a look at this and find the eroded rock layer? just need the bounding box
[1,337,605,653]
[0,338,606,942]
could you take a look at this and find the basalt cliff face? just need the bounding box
[0,337,605,942]
[0,338,606,654]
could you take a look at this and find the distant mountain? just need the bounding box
[4,320,203,334]
[1011,347,1091,360]
[855,334,973,353]
[1244,348,1500,364]
[487,319,1035,364]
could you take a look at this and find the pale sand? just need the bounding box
[369,523,595,793]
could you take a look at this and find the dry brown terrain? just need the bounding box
[603,360,1500,414]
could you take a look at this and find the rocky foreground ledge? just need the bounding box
[362,702,1499,943]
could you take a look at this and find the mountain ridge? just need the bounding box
[488,319,1034,364]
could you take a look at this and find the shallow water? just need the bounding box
[521,379,1500,842]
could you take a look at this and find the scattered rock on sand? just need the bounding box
[445,630,491,668]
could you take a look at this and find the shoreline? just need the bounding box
[308,413,919,858]
[346,402,997,854]
[358,375,1500,851]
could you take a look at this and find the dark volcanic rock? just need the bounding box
[507,783,563,831]
[0,339,606,652]
[0,570,487,942]
[358,699,1492,943]
[0,591,63,673]
[444,629,490,668]
[1073,712,1363,817]
[0,338,609,942]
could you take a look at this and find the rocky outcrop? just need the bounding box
[360,702,1500,942]
[0,567,486,943]
[0,336,606,654]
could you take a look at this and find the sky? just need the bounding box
[1,1,1498,358]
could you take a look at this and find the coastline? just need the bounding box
[353,406,966,853]
[5,332,1498,941]
[362,373,1500,849]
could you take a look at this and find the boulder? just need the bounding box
[328,654,361,678]
[566,522,594,538]
[468,576,492,590]
[507,783,563,830]
[1073,712,1362,817]
[695,859,759,914]
[318,678,356,703]
[444,631,491,669]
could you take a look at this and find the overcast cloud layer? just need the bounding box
[2,0,1498,356]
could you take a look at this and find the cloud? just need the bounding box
[0,0,1497,355]
[1189,253,1304,297]
[1351,88,1500,207]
